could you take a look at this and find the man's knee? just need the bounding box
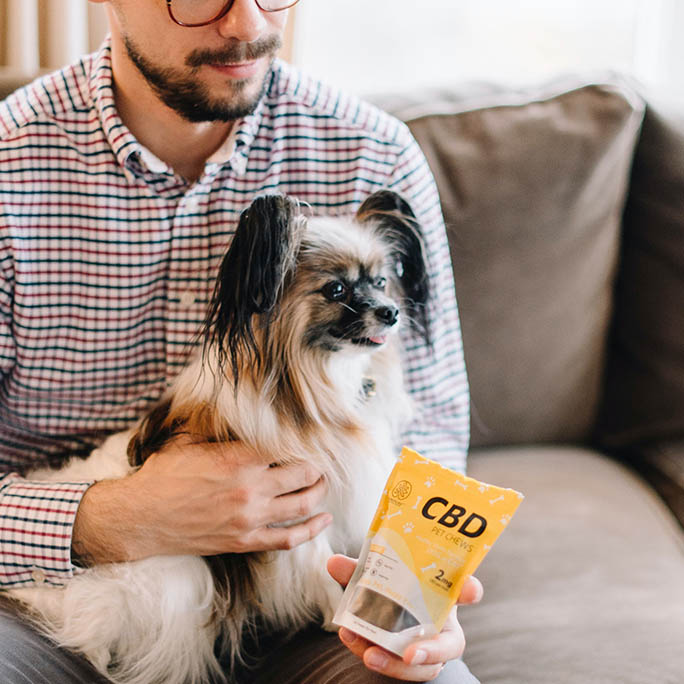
[245,626,480,684]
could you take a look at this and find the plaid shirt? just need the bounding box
[0,40,469,587]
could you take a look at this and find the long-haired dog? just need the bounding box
[7,190,430,684]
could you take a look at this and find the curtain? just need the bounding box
[633,0,684,99]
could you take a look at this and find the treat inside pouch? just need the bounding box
[333,447,524,657]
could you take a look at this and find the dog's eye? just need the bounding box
[374,277,387,290]
[322,281,347,301]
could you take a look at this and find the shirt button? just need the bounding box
[184,196,200,212]
[31,568,46,584]
[232,157,247,175]
[179,291,196,308]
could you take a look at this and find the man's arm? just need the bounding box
[0,210,330,579]
[0,435,331,581]
[388,132,470,471]
[0,229,94,587]
[71,436,331,565]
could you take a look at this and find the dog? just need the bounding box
[7,190,431,684]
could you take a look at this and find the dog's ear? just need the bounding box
[204,194,305,379]
[127,398,176,468]
[356,190,430,343]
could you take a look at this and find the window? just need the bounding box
[292,0,660,97]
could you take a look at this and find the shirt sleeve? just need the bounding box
[0,217,91,588]
[388,131,471,472]
[0,474,91,587]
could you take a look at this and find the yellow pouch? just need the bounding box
[333,447,524,656]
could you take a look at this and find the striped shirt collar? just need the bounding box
[90,37,269,183]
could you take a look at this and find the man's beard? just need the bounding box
[122,34,282,122]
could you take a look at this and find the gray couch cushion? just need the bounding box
[597,102,684,450]
[380,79,644,448]
[461,447,684,684]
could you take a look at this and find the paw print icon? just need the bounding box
[403,522,415,534]
[424,476,436,488]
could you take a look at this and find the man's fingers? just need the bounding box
[334,565,478,681]
[246,512,333,551]
[338,627,373,658]
[327,554,357,588]
[364,646,445,682]
[265,461,324,497]
[401,617,466,666]
[236,472,328,531]
[457,575,484,605]
[268,475,328,524]
[339,629,445,683]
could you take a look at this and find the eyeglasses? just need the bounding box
[166,0,300,28]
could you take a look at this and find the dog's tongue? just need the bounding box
[369,335,387,345]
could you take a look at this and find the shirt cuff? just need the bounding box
[0,475,93,587]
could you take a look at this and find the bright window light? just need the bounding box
[293,0,643,96]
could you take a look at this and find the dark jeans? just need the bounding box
[0,597,479,683]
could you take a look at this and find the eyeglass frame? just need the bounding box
[166,0,300,28]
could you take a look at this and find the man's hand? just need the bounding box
[327,555,482,682]
[72,436,331,565]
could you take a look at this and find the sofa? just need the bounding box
[375,77,684,683]
[2,72,684,683]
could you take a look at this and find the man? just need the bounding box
[0,1,478,681]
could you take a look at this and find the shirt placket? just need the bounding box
[164,183,213,382]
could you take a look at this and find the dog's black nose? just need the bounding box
[375,306,399,326]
